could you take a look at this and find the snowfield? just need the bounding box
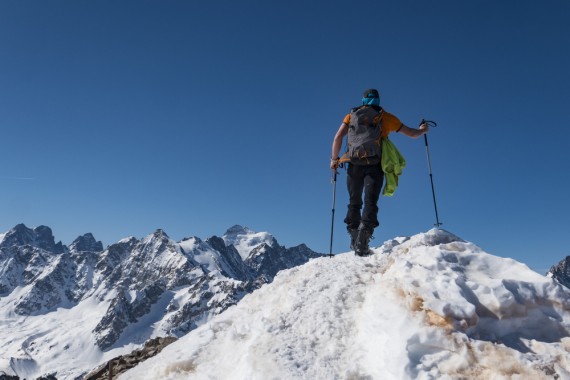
[121,229,570,380]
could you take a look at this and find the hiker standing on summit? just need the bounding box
[330,89,429,256]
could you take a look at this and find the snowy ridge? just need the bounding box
[121,229,570,380]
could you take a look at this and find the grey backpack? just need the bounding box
[347,105,383,165]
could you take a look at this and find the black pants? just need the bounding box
[344,163,384,230]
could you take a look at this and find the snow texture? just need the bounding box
[121,229,570,380]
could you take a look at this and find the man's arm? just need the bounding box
[398,123,429,138]
[330,123,349,170]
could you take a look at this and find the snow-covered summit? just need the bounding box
[122,229,570,380]
[222,224,277,260]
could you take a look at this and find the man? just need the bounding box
[330,89,428,256]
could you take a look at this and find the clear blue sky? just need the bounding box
[1,1,569,273]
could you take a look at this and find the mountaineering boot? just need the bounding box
[348,227,358,251]
[355,226,373,256]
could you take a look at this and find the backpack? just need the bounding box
[346,105,383,165]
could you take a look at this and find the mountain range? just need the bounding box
[0,223,324,379]
[2,224,570,379]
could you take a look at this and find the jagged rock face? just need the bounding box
[548,256,570,289]
[0,224,104,315]
[85,337,177,380]
[14,252,72,315]
[109,230,198,290]
[245,243,324,283]
[70,233,103,253]
[203,235,253,281]
[0,224,64,253]
[166,271,261,339]
[94,283,168,349]
[94,237,138,285]
[91,227,324,350]
[0,224,70,297]
[0,222,325,377]
[0,245,47,296]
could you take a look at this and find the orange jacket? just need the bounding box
[343,109,403,138]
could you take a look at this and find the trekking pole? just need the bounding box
[420,119,442,228]
[329,169,338,258]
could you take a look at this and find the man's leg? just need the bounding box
[361,165,383,229]
[355,165,383,256]
[344,164,365,249]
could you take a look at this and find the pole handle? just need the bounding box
[419,119,438,128]
[420,119,436,147]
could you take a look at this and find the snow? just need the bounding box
[118,236,136,244]
[178,237,198,252]
[179,237,235,277]
[0,232,5,244]
[120,229,570,380]
[179,238,219,274]
[0,273,171,378]
[222,225,276,260]
[0,294,135,379]
[113,290,177,347]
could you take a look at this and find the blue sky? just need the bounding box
[1,1,569,273]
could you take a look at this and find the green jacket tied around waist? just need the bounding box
[381,138,406,196]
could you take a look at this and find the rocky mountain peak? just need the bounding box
[70,233,104,253]
[138,229,172,252]
[223,225,253,237]
[222,225,278,260]
[548,255,570,289]
[0,223,64,253]
[1,223,34,248]
[148,228,170,241]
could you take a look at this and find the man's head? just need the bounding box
[362,89,380,106]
